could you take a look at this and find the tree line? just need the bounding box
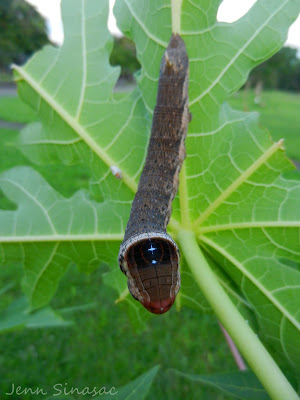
[248,46,300,92]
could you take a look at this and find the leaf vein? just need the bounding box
[189,0,289,106]
[193,139,284,228]
[124,0,168,48]
[200,235,300,332]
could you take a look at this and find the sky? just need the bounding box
[25,0,300,50]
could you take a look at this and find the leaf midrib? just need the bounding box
[192,139,284,229]
[199,221,300,234]
[0,234,123,243]
[13,65,138,194]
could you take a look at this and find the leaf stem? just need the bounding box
[171,0,183,33]
[177,230,298,400]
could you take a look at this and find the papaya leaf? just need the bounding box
[0,0,299,385]
[0,166,124,308]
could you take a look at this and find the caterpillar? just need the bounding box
[118,34,190,314]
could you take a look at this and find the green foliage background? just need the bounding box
[0,0,300,398]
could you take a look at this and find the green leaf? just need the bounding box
[100,365,159,400]
[0,96,38,123]
[172,369,270,400]
[0,296,71,332]
[0,0,299,383]
[0,166,123,308]
[15,0,148,198]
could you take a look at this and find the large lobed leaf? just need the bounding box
[0,0,299,375]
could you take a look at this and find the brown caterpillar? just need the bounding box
[118,34,190,314]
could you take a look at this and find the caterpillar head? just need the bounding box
[118,233,180,314]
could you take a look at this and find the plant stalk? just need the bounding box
[171,0,183,33]
[177,230,298,400]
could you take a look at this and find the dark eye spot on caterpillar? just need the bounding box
[118,33,190,314]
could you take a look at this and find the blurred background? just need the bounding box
[0,1,299,399]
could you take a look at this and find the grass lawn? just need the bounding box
[0,90,298,399]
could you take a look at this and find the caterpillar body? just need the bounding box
[118,34,190,314]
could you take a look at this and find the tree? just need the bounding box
[248,46,300,91]
[0,0,50,70]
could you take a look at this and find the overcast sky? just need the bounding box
[25,0,300,50]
